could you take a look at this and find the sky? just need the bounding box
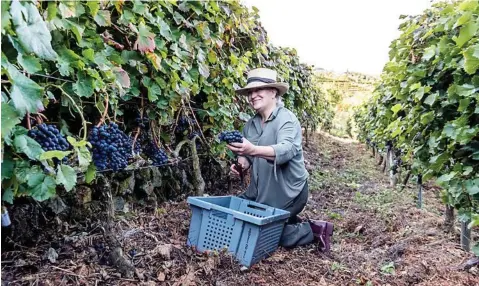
[241,0,435,76]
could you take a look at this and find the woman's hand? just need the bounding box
[229,156,250,176]
[227,137,256,156]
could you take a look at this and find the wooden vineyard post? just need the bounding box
[444,205,455,233]
[388,148,396,187]
[461,219,471,252]
[417,174,423,209]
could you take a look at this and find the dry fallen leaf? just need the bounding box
[157,272,166,282]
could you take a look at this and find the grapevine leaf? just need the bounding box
[465,179,479,195]
[56,165,77,192]
[6,63,44,116]
[31,175,56,201]
[27,167,45,188]
[436,172,456,185]
[87,1,100,16]
[463,44,479,74]
[86,163,96,184]
[391,104,402,114]
[13,134,44,160]
[134,22,155,53]
[454,21,478,48]
[76,146,92,171]
[73,71,94,98]
[1,103,21,139]
[146,52,162,71]
[10,0,58,60]
[1,1,11,33]
[64,19,85,43]
[1,155,14,180]
[18,54,42,73]
[47,1,57,21]
[424,93,438,106]
[94,10,111,27]
[157,18,173,41]
[112,67,131,88]
[2,189,14,204]
[39,151,71,161]
[422,45,436,61]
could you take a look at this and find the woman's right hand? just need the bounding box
[230,156,250,176]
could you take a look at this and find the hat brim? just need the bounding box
[235,82,289,97]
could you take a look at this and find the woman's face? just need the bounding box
[247,88,277,112]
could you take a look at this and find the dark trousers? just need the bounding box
[283,181,309,224]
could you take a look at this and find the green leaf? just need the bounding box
[454,21,478,48]
[87,1,100,16]
[422,45,436,61]
[420,111,434,125]
[18,54,42,73]
[56,165,77,192]
[424,93,438,106]
[47,1,57,21]
[465,179,479,195]
[64,19,85,43]
[436,172,456,185]
[134,22,155,53]
[463,44,479,74]
[2,189,14,204]
[5,63,44,116]
[86,163,96,184]
[76,146,91,171]
[208,50,217,64]
[1,0,11,33]
[10,0,58,60]
[94,10,111,27]
[13,134,44,160]
[39,150,71,161]
[391,104,402,114]
[31,175,56,201]
[429,153,449,172]
[27,166,45,187]
[157,18,173,41]
[73,71,94,98]
[1,103,21,139]
[145,52,162,71]
[458,98,470,112]
[1,155,14,180]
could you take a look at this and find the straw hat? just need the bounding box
[235,68,289,96]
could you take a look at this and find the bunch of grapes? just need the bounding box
[135,114,150,130]
[28,124,70,165]
[144,142,168,166]
[175,116,196,133]
[218,130,243,144]
[28,124,70,151]
[88,123,132,171]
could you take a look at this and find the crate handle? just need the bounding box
[247,204,267,211]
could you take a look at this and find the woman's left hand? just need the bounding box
[227,138,256,156]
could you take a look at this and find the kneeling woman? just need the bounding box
[226,68,333,251]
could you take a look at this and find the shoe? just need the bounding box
[308,220,334,252]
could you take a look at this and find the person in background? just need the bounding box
[227,67,333,252]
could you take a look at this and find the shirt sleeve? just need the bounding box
[270,120,300,165]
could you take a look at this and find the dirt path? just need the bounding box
[2,133,477,285]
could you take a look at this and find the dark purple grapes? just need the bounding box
[135,113,150,130]
[28,124,70,152]
[219,130,243,144]
[175,116,196,133]
[144,142,168,166]
[88,123,132,171]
